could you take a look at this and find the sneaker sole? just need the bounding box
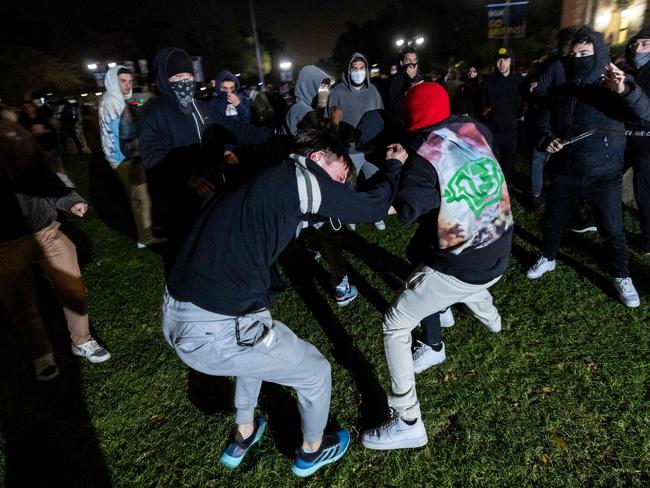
[361,433,428,450]
[622,298,641,308]
[291,432,350,478]
[219,419,267,469]
[71,349,112,363]
[336,295,358,307]
[526,264,556,279]
[570,226,597,233]
[414,359,445,374]
[35,367,61,382]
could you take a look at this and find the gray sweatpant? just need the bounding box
[161,291,332,442]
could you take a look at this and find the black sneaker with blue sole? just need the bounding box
[219,417,267,469]
[291,429,350,477]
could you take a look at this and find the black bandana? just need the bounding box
[170,79,195,114]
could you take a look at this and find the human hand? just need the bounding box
[529,81,538,93]
[188,175,216,197]
[406,64,418,79]
[386,143,408,164]
[602,63,626,94]
[546,138,564,153]
[330,106,343,125]
[227,92,241,106]
[69,202,88,217]
[224,151,239,165]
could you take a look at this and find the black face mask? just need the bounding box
[169,79,195,114]
[570,55,594,80]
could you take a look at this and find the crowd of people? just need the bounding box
[2,23,650,478]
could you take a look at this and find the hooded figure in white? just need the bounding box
[99,65,132,167]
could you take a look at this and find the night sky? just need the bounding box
[12,0,389,66]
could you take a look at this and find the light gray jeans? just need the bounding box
[383,265,501,419]
[162,291,332,442]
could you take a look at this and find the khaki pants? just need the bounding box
[0,222,91,358]
[383,264,501,419]
[115,159,153,243]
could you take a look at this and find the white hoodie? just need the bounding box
[99,65,132,166]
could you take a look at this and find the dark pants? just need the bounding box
[312,223,347,287]
[405,228,442,346]
[632,153,650,250]
[542,172,629,278]
[492,129,518,181]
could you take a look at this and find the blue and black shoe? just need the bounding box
[291,429,350,477]
[219,417,267,469]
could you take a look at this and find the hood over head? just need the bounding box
[567,26,610,83]
[104,65,132,103]
[343,52,370,90]
[214,69,241,91]
[625,25,650,68]
[295,65,331,106]
[153,47,195,102]
[402,82,450,132]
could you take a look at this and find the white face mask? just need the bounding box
[350,69,366,85]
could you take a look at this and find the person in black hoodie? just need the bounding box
[362,82,513,451]
[605,26,650,253]
[139,48,274,262]
[162,130,406,476]
[526,26,640,308]
[481,47,525,180]
[388,48,424,121]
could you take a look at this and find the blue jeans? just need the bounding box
[531,148,549,197]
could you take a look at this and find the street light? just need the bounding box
[107,62,117,68]
[415,36,425,46]
[87,63,98,70]
[395,39,405,47]
[279,61,292,70]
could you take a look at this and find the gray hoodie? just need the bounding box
[328,53,383,129]
[285,65,331,135]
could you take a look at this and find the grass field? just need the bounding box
[1,154,649,487]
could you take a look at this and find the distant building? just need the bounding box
[561,0,649,43]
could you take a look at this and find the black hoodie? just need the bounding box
[540,26,629,177]
[481,52,524,134]
[139,48,273,171]
[620,26,650,134]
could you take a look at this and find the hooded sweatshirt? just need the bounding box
[540,26,629,177]
[620,26,650,138]
[395,82,513,284]
[285,65,331,135]
[328,53,383,129]
[99,65,132,166]
[209,69,252,123]
[482,51,524,133]
[139,48,273,170]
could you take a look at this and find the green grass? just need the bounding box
[1,154,649,487]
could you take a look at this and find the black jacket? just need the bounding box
[139,48,273,172]
[540,26,628,177]
[620,26,650,164]
[394,115,512,284]
[388,69,424,120]
[168,156,402,316]
[481,68,525,134]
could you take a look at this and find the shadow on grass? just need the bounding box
[280,244,389,438]
[0,279,111,487]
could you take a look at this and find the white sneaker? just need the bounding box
[71,338,111,363]
[440,308,454,328]
[526,257,556,279]
[346,224,356,231]
[137,236,168,249]
[33,353,60,382]
[480,317,502,333]
[412,341,445,374]
[613,277,640,308]
[374,220,386,231]
[362,411,428,450]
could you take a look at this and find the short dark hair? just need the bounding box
[351,56,366,65]
[400,48,417,62]
[294,129,356,184]
[117,67,133,76]
[571,35,592,47]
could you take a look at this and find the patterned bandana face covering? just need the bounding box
[170,79,195,112]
